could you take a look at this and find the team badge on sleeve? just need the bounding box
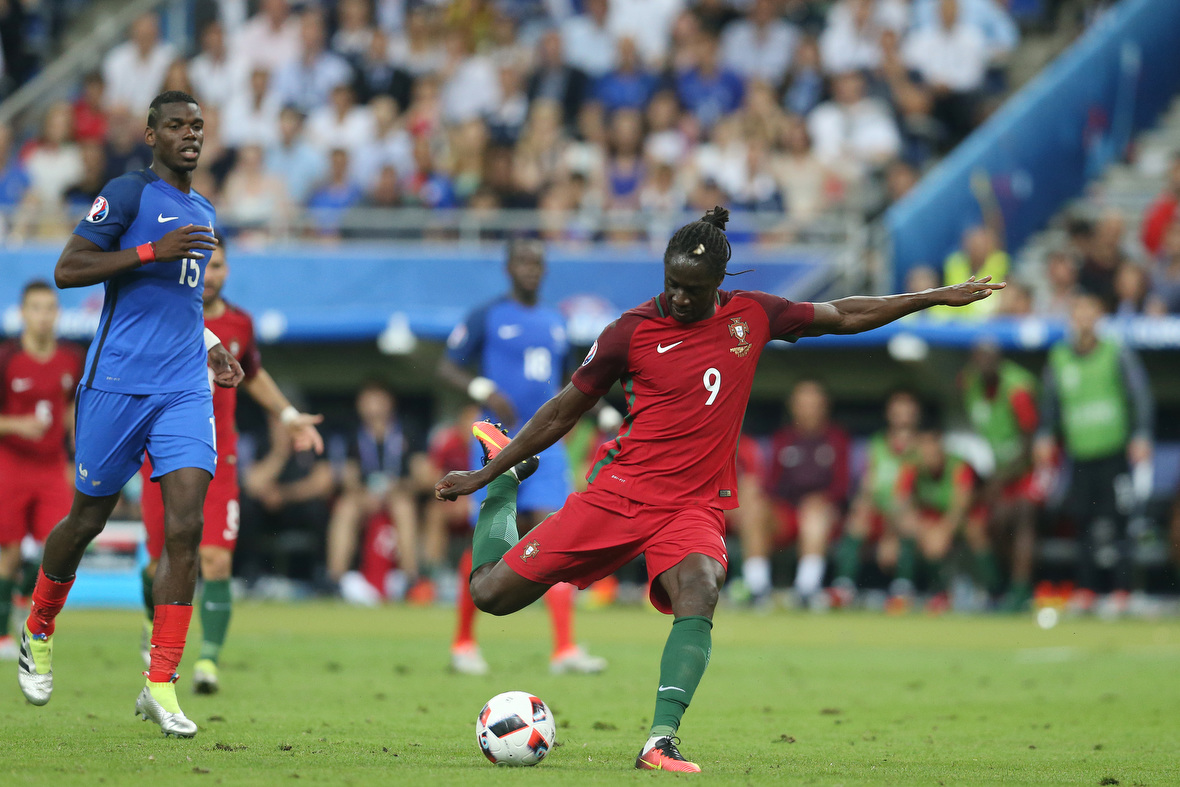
[728,317,752,357]
[86,195,109,223]
[581,341,598,366]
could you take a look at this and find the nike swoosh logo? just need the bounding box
[658,685,685,692]
[656,341,683,353]
[158,213,178,222]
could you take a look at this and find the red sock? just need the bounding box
[27,569,75,637]
[148,604,193,683]
[545,582,575,654]
[453,548,477,647]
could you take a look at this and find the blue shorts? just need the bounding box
[469,440,571,525]
[74,386,216,497]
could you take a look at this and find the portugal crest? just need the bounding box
[521,540,541,561]
[728,317,752,357]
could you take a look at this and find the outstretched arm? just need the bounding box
[805,277,1004,336]
[435,382,599,500]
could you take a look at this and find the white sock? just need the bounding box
[794,555,825,597]
[742,556,771,596]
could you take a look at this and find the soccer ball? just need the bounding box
[475,691,556,766]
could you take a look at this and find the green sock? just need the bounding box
[18,560,40,597]
[198,579,233,664]
[896,538,917,583]
[650,616,713,738]
[834,535,864,582]
[141,566,155,621]
[0,577,15,637]
[471,475,521,573]
[974,550,1003,595]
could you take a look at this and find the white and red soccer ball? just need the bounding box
[476,691,556,766]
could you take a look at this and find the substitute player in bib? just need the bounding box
[139,234,323,693]
[0,282,83,661]
[17,91,244,738]
[438,239,605,676]
[436,207,1003,772]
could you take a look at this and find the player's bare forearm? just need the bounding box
[437,356,475,393]
[243,369,287,412]
[246,369,324,453]
[54,236,143,288]
[806,278,1005,336]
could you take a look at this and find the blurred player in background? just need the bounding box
[831,389,921,600]
[139,234,323,693]
[17,91,243,737]
[763,380,850,607]
[727,431,771,605]
[437,207,1001,772]
[438,239,605,676]
[1036,293,1153,608]
[893,425,1001,612]
[959,341,1041,611]
[0,282,82,661]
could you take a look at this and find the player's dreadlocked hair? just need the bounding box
[663,206,734,280]
[147,90,199,129]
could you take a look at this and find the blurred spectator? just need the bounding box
[404,73,442,139]
[72,72,108,144]
[221,143,290,238]
[234,0,301,74]
[694,0,740,35]
[783,0,829,34]
[439,28,500,124]
[911,0,1019,67]
[189,19,243,110]
[1037,248,1080,317]
[643,90,689,168]
[514,100,567,196]
[351,29,413,108]
[996,278,1034,316]
[221,66,280,150]
[307,148,364,237]
[102,107,153,180]
[63,141,107,217]
[773,116,837,226]
[781,35,824,117]
[0,122,29,215]
[878,158,918,214]
[23,102,81,207]
[266,106,327,205]
[483,143,538,209]
[487,60,530,144]
[608,0,685,68]
[807,71,900,180]
[0,0,36,97]
[240,414,335,582]
[941,225,1008,320]
[332,0,376,61]
[592,36,658,114]
[604,108,646,212]
[720,0,799,86]
[1113,261,1151,316]
[161,58,196,95]
[876,28,939,162]
[405,136,457,208]
[526,29,589,130]
[820,0,889,75]
[449,118,489,202]
[1140,153,1180,257]
[734,135,783,213]
[307,84,375,159]
[325,382,423,587]
[764,380,850,604]
[353,96,414,191]
[562,0,615,79]
[1079,210,1129,312]
[102,13,175,113]
[1148,222,1180,314]
[906,265,940,294]
[389,6,446,77]
[192,106,235,191]
[675,30,744,131]
[638,159,686,219]
[693,114,747,198]
[486,11,531,72]
[903,0,988,146]
[272,9,353,115]
[359,164,404,209]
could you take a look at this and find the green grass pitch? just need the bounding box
[1,602,1177,785]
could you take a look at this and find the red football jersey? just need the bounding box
[205,302,261,461]
[0,340,84,462]
[572,290,814,510]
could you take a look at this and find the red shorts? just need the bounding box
[505,486,728,615]
[141,458,241,560]
[0,451,72,544]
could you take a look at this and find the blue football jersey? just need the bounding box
[447,297,569,423]
[73,169,216,395]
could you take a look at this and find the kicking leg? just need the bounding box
[468,475,551,615]
[637,553,725,773]
[19,490,119,705]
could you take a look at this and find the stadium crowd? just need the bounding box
[1,0,1028,241]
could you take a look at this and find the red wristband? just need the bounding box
[136,242,155,265]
